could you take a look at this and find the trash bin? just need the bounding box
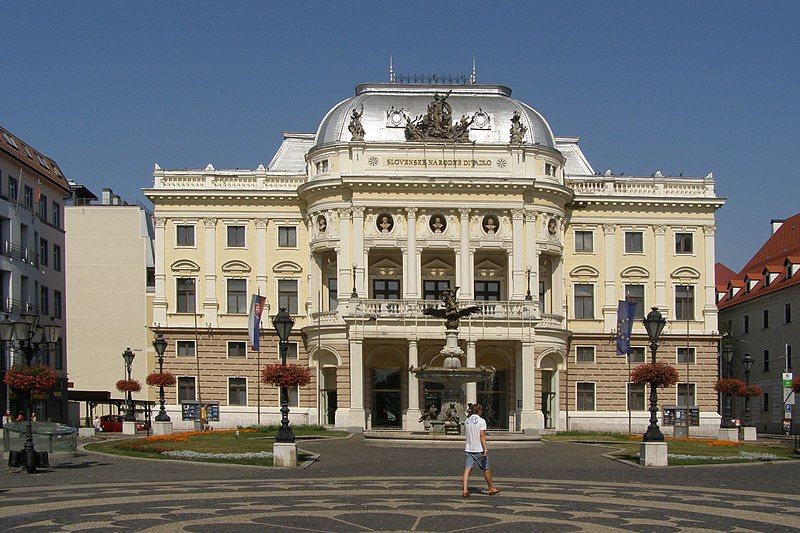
[673,425,689,438]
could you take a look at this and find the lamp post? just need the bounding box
[272,308,295,443]
[0,314,60,474]
[351,263,358,298]
[720,346,735,428]
[152,334,170,422]
[122,348,136,422]
[642,307,666,442]
[525,266,533,301]
[742,353,754,427]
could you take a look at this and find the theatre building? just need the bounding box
[145,78,724,433]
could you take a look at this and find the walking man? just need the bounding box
[462,403,501,497]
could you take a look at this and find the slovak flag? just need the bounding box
[616,300,638,356]
[248,294,266,351]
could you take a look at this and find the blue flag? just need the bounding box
[616,300,637,356]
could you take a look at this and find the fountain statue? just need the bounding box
[410,288,495,434]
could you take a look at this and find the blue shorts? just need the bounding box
[465,452,489,470]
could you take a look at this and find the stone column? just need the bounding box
[519,341,541,431]
[511,208,525,299]
[347,339,365,432]
[255,218,268,295]
[407,340,423,429]
[338,208,352,300]
[203,217,218,326]
[458,208,472,299]
[352,207,365,297]
[602,223,617,331]
[405,208,419,299]
[702,225,718,333]
[153,217,167,325]
[466,341,477,405]
[654,225,667,313]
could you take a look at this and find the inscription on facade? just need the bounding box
[384,158,492,168]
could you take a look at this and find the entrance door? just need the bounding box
[477,370,508,429]
[321,390,337,425]
[372,368,402,428]
[541,368,556,429]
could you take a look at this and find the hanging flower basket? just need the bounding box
[714,377,746,396]
[116,379,142,393]
[793,376,800,395]
[146,371,177,388]
[739,384,763,398]
[261,363,312,388]
[630,362,680,388]
[3,364,57,392]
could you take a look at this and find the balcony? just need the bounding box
[348,299,540,322]
[0,297,40,316]
[0,241,38,267]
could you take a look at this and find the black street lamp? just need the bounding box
[351,263,358,298]
[272,308,295,443]
[152,334,170,422]
[742,353,754,427]
[642,307,667,442]
[720,346,735,428]
[525,266,533,301]
[122,348,136,422]
[0,314,60,474]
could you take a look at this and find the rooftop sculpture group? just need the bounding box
[403,91,475,142]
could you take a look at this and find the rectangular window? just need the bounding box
[628,346,646,364]
[575,230,593,252]
[576,382,595,411]
[787,303,792,324]
[373,279,401,300]
[176,340,196,357]
[474,280,501,301]
[227,225,245,247]
[763,309,769,329]
[624,231,643,253]
[677,347,696,364]
[53,245,61,272]
[24,185,33,208]
[177,377,196,403]
[176,225,195,246]
[574,284,594,319]
[7,177,17,200]
[288,386,299,407]
[278,279,299,314]
[764,349,770,372]
[228,378,248,406]
[675,233,693,254]
[788,345,793,370]
[286,342,298,360]
[328,277,338,310]
[763,392,770,412]
[52,202,60,228]
[624,284,645,319]
[423,280,450,300]
[227,341,247,358]
[627,383,646,411]
[39,238,48,266]
[675,285,694,320]
[278,226,297,247]
[575,346,595,363]
[176,278,196,313]
[54,338,63,370]
[744,314,750,334]
[53,290,62,319]
[226,279,247,314]
[677,383,696,406]
[40,286,49,315]
[38,194,47,220]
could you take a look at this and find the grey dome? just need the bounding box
[314,83,555,149]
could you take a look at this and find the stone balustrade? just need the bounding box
[347,298,541,322]
[568,177,715,198]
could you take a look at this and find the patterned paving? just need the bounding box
[2,476,799,531]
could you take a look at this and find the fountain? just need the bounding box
[410,288,495,435]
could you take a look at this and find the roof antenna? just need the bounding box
[389,55,395,83]
[470,57,477,84]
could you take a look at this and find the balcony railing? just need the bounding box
[309,310,346,326]
[349,299,540,321]
[0,297,40,316]
[538,313,564,328]
[0,241,38,267]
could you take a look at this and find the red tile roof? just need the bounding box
[718,212,800,309]
[0,125,71,194]
[715,262,737,290]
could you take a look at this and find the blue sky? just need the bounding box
[2,1,799,271]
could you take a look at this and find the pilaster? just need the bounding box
[203,217,218,325]
[511,208,525,299]
[153,217,167,325]
[603,223,617,331]
[255,218,268,295]
[458,208,472,299]
[405,207,419,298]
[654,225,667,314]
[407,340,423,429]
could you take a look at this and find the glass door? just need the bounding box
[372,368,402,428]
[477,370,508,429]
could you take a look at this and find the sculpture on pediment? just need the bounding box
[510,110,527,144]
[403,91,475,142]
[348,106,365,141]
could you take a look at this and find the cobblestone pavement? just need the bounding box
[1,436,799,531]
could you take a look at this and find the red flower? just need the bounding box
[792,376,800,395]
[630,362,680,388]
[145,372,177,388]
[714,377,745,396]
[740,384,763,398]
[116,379,142,393]
[4,365,57,392]
[261,363,312,388]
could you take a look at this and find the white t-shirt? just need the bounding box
[464,414,487,452]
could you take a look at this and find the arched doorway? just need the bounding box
[539,352,562,430]
[477,351,511,430]
[311,349,339,427]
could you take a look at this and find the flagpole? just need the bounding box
[257,324,262,427]
[628,349,632,435]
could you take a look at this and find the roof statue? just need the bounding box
[402,91,476,142]
[510,110,527,144]
[348,106,365,141]
[422,287,480,329]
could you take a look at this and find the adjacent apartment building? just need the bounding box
[717,213,800,433]
[145,78,725,433]
[0,125,70,423]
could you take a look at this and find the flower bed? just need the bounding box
[630,362,680,388]
[261,363,312,388]
[3,364,57,391]
[116,379,142,393]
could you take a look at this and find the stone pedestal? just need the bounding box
[639,442,668,467]
[122,421,138,435]
[718,428,739,442]
[151,421,174,436]
[741,426,757,441]
[78,427,96,437]
[273,442,297,467]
